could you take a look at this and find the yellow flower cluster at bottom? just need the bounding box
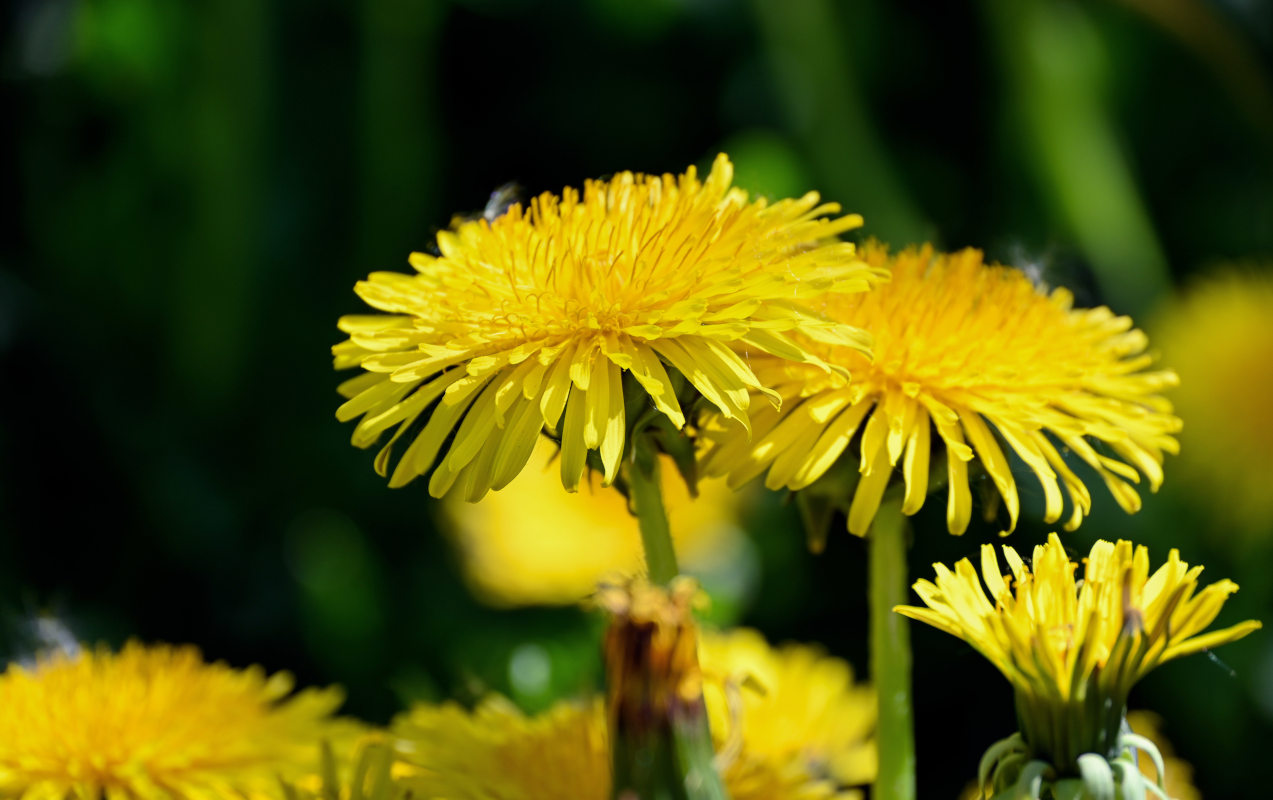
[391,628,876,800]
[0,635,872,800]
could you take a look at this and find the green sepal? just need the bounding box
[1118,732,1166,792]
[978,731,1028,796]
[1015,760,1054,799]
[1077,753,1116,800]
[1111,759,1147,800]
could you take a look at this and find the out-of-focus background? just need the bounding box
[3,0,1272,796]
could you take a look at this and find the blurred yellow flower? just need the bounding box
[0,642,352,800]
[279,736,408,800]
[443,439,746,606]
[896,533,1260,772]
[700,628,877,798]
[334,154,885,500]
[702,243,1181,536]
[392,697,610,800]
[391,629,874,800]
[1154,269,1273,531]
[1126,711,1201,800]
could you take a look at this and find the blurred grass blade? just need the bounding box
[752,0,930,245]
[983,0,1170,314]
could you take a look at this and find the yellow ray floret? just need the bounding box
[334,155,884,500]
[0,642,353,800]
[390,629,874,800]
[895,533,1261,702]
[701,243,1181,536]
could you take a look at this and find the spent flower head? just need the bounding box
[334,155,884,500]
[702,243,1181,538]
[896,533,1260,778]
[0,641,352,800]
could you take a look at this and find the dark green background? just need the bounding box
[4,0,1272,796]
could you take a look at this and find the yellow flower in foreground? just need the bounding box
[390,629,874,800]
[0,642,351,800]
[443,439,746,606]
[702,243,1181,536]
[334,155,884,500]
[896,533,1260,771]
[1154,268,1273,531]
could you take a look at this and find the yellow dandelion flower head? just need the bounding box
[443,438,746,606]
[391,634,876,800]
[391,697,609,800]
[700,629,876,799]
[334,155,884,501]
[1154,268,1273,531]
[702,242,1182,537]
[896,533,1260,766]
[0,642,352,800]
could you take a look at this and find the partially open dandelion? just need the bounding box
[1154,268,1273,532]
[442,439,747,606]
[390,627,875,800]
[334,155,884,500]
[0,642,353,800]
[896,534,1260,797]
[701,243,1181,537]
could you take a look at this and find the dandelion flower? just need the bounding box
[896,533,1260,777]
[391,697,610,800]
[0,642,352,800]
[700,628,876,798]
[443,439,747,606]
[334,155,883,500]
[390,628,875,800]
[702,243,1181,536]
[1154,268,1273,532]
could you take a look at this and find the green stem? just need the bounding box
[870,499,916,800]
[626,436,680,585]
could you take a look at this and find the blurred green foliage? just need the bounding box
[3,0,1273,796]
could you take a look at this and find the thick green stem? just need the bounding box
[626,438,680,585]
[870,499,916,800]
